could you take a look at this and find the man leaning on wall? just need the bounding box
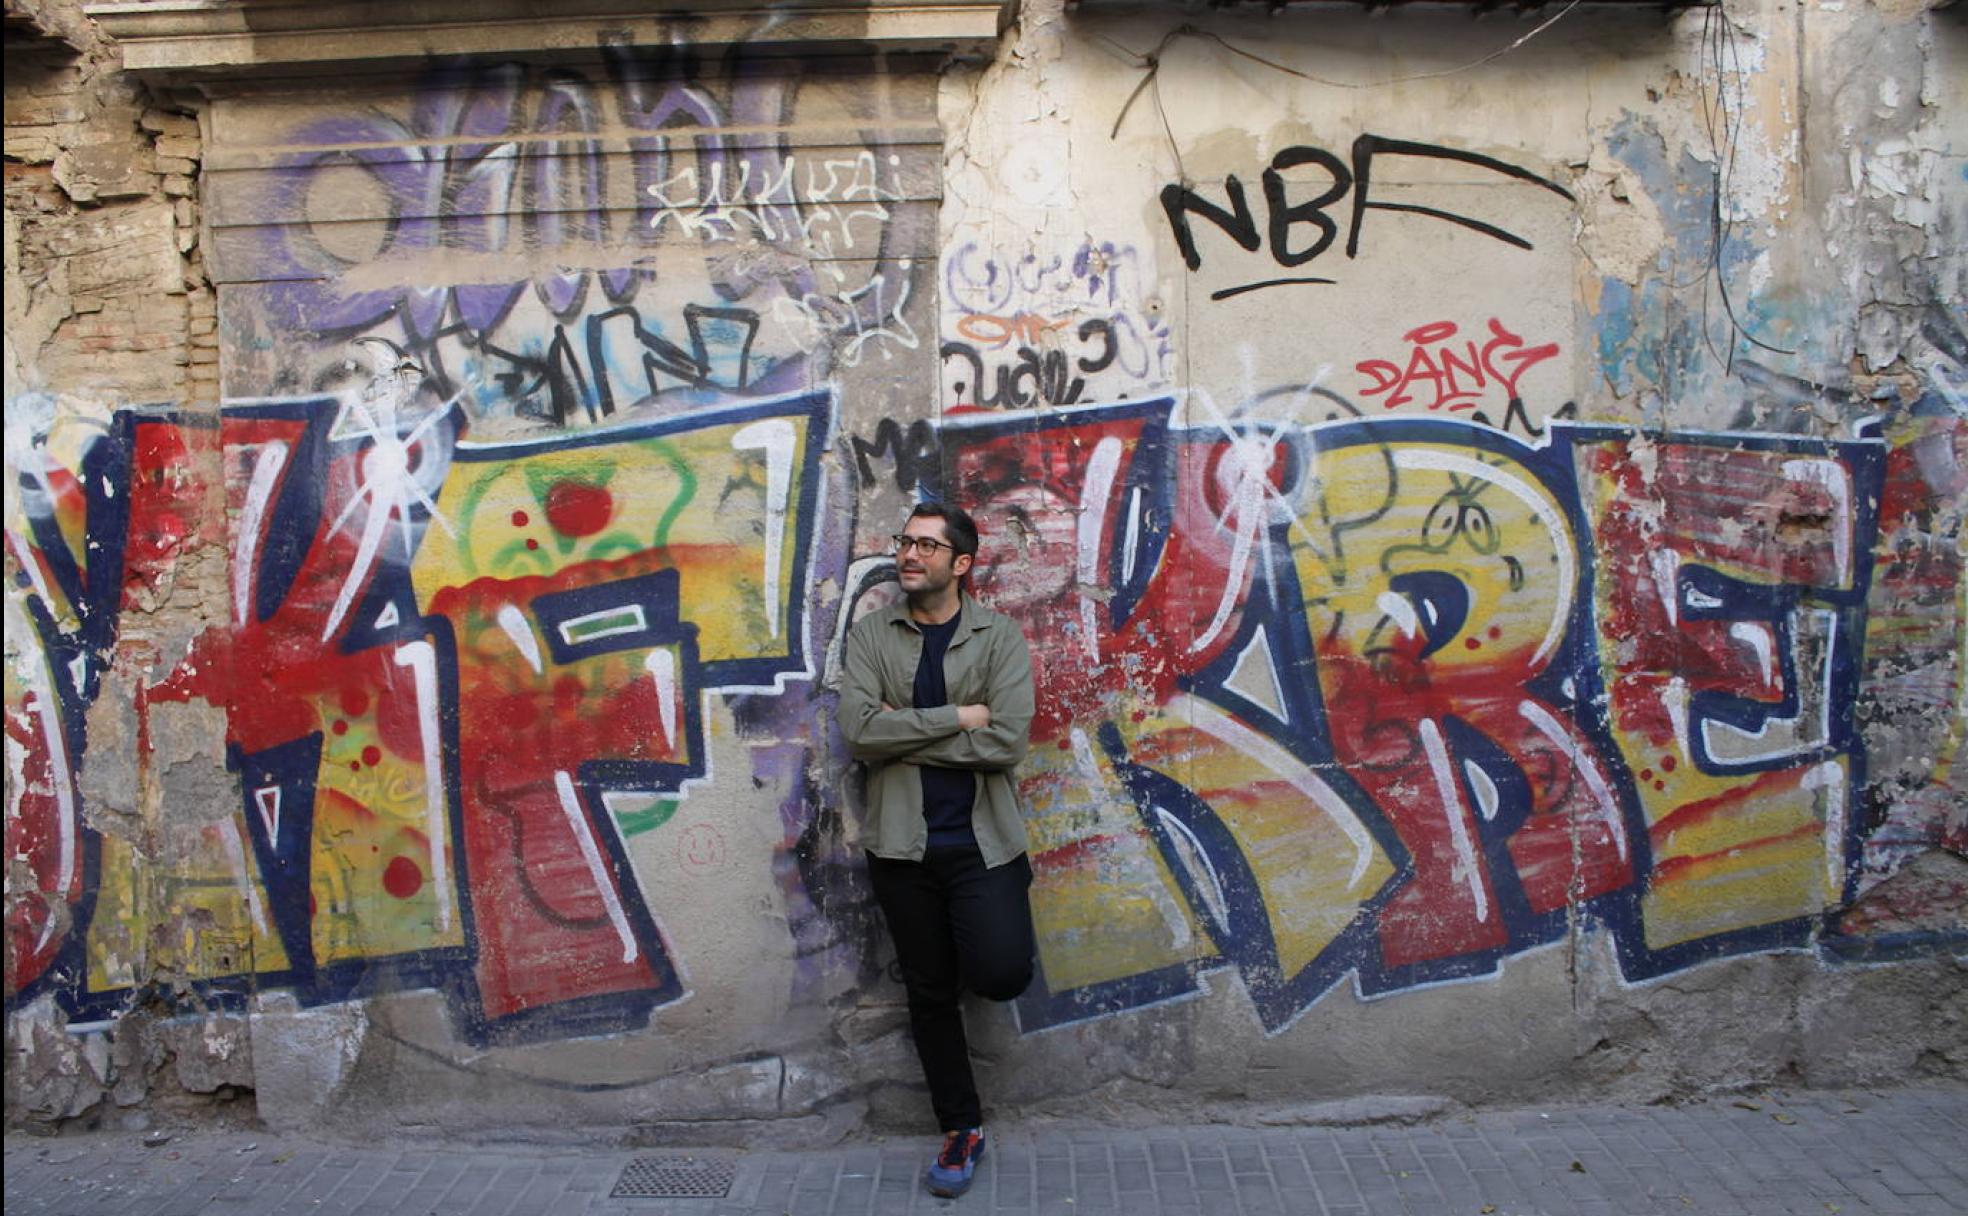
[839,502,1038,1198]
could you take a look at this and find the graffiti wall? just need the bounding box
[14,386,1943,1045]
[5,386,831,1044]
[939,238,1174,411]
[203,48,938,423]
[833,397,1932,1034]
[5,0,1964,1135]
[7,40,938,1121]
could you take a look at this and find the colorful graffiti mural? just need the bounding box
[7,380,1959,1045]
[849,398,1903,1032]
[210,50,935,421]
[5,387,830,1042]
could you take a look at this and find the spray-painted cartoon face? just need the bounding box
[1295,439,1575,687]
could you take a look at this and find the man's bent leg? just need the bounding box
[944,849,1036,1002]
[866,852,982,1131]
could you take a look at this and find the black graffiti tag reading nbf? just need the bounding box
[1161,135,1575,300]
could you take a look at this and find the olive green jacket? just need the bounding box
[839,592,1035,867]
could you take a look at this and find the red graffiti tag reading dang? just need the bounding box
[1356,319,1559,414]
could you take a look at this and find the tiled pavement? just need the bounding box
[5,1084,1963,1215]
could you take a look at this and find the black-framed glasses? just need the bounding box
[892,534,953,557]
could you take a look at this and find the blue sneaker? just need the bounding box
[926,1127,986,1197]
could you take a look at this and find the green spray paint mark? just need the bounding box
[559,605,648,644]
[647,440,696,548]
[612,798,682,838]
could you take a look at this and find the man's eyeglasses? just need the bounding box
[892,534,955,557]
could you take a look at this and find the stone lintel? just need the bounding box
[86,0,1012,74]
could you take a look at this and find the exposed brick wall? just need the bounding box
[3,0,214,407]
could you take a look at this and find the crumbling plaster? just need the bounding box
[3,9,216,407]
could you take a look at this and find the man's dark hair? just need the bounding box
[908,501,980,559]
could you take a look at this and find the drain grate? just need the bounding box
[611,1153,738,1199]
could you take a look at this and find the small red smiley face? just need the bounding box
[676,823,727,873]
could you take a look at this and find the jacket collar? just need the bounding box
[885,588,990,634]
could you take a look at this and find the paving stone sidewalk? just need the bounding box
[6,1083,1963,1216]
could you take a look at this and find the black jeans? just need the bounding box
[866,846,1036,1132]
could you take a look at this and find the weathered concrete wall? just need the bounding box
[6,0,1963,1140]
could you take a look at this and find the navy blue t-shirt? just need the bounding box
[913,612,977,847]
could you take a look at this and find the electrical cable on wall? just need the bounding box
[1104,0,1587,146]
[1696,1,1798,365]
